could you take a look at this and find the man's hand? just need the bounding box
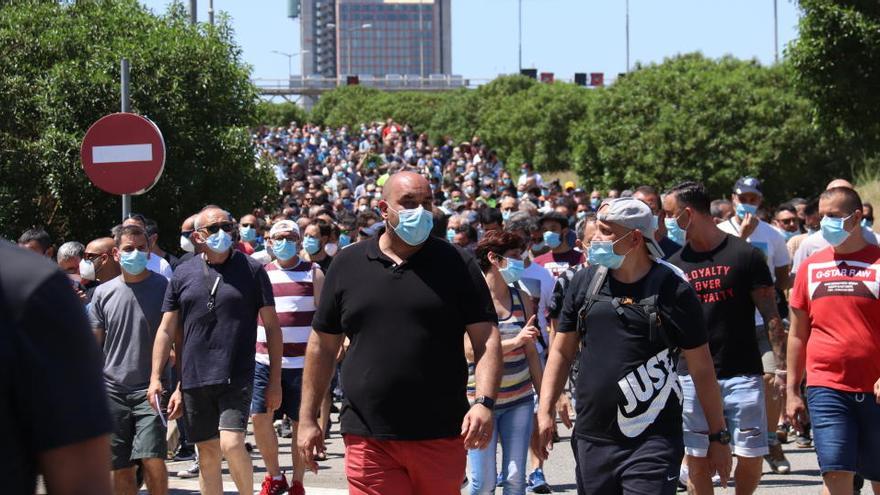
[707,442,732,488]
[785,392,807,432]
[532,410,555,461]
[265,380,282,413]
[297,420,325,474]
[874,377,880,404]
[771,373,786,399]
[146,379,164,413]
[167,387,184,421]
[461,404,493,450]
[740,213,759,239]
[556,394,574,429]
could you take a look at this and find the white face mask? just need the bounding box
[79,258,96,282]
[180,235,195,253]
[324,242,339,256]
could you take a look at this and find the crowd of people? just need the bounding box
[4,118,880,495]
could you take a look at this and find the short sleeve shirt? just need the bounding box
[790,244,880,393]
[667,234,773,378]
[534,249,586,279]
[312,236,497,440]
[162,250,274,389]
[556,262,707,442]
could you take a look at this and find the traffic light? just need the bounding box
[520,68,537,79]
[540,72,554,83]
[346,75,360,85]
[590,72,604,87]
[574,73,587,86]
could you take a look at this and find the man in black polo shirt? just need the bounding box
[148,206,283,495]
[298,171,503,495]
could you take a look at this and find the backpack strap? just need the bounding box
[576,265,608,337]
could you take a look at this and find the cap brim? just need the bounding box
[734,187,762,196]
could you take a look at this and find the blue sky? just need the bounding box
[139,0,801,82]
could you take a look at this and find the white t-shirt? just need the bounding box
[790,227,879,277]
[146,254,173,280]
[518,261,555,353]
[517,172,544,188]
[718,218,790,325]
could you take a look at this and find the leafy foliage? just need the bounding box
[256,101,309,127]
[0,0,275,246]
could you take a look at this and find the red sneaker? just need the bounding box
[289,480,306,495]
[259,474,290,495]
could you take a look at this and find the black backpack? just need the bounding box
[574,264,677,351]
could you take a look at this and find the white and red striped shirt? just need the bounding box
[256,260,317,369]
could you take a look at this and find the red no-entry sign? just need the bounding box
[80,112,165,195]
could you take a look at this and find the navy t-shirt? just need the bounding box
[162,250,274,389]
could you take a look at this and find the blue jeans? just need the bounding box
[468,400,534,495]
[807,386,880,481]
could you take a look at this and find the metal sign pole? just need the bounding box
[121,58,131,221]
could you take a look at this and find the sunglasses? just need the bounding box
[83,252,104,261]
[200,222,236,235]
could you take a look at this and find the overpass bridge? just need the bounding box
[255,74,480,100]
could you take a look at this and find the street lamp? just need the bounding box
[271,50,309,80]
[328,22,373,76]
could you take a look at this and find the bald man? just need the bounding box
[298,172,503,495]
[82,237,121,285]
[148,206,283,495]
[791,181,880,277]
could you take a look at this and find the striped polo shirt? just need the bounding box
[467,286,535,409]
[255,259,317,369]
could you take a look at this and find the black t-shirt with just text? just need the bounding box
[667,234,773,378]
[557,262,707,443]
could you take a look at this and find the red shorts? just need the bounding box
[344,434,466,495]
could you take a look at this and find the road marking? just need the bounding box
[92,143,153,163]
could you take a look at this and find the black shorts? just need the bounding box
[572,434,683,495]
[183,380,253,444]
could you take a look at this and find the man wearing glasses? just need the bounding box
[148,206,284,495]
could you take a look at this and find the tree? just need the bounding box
[255,101,308,127]
[789,0,880,154]
[568,53,847,204]
[0,0,275,246]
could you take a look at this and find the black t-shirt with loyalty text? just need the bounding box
[667,234,773,378]
[557,262,707,443]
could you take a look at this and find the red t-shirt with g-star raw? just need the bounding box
[790,244,880,393]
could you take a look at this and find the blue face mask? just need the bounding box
[119,249,149,275]
[587,231,633,270]
[531,240,546,252]
[446,228,456,243]
[205,228,233,253]
[390,205,434,246]
[338,233,351,248]
[499,257,525,284]
[239,226,257,243]
[861,218,873,229]
[664,210,689,246]
[576,211,587,220]
[735,202,758,219]
[820,213,855,247]
[781,229,798,242]
[590,197,601,209]
[272,239,298,261]
[502,210,512,222]
[303,236,321,255]
[543,231,562,249]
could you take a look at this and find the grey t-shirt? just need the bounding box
[88,272,168,393]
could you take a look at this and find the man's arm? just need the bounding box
[258,305,284,412]
[297,330,344,473]
[147,310,179,411]
[774,265,791,292]
[681,344,732,486]
[39,435,112,495]
[752,285,786,370]
[461,321,502,450]
[785,307,810,430]
[533,330,579,460]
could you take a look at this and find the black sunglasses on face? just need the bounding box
[201,222,236,235]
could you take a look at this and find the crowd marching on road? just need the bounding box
[3,119,879,495]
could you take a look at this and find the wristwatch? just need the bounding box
[708,429,731,445]
[473,396,495,411]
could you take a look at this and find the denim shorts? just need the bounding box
[250,362,303,421]
[807,386,880,481]
[680,374,768,457]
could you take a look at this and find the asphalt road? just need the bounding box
[161,413,831,495]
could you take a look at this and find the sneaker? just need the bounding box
[279,418,293,439]
[528,469,552,494]
[172,445,196,462]
[776,423,790,444]
[259,474,290,495]
[764,443,791,474]
[176,460,199,479]
[795,434,812,448]
[288,480,306,495]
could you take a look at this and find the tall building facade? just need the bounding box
[300,0,451,78]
